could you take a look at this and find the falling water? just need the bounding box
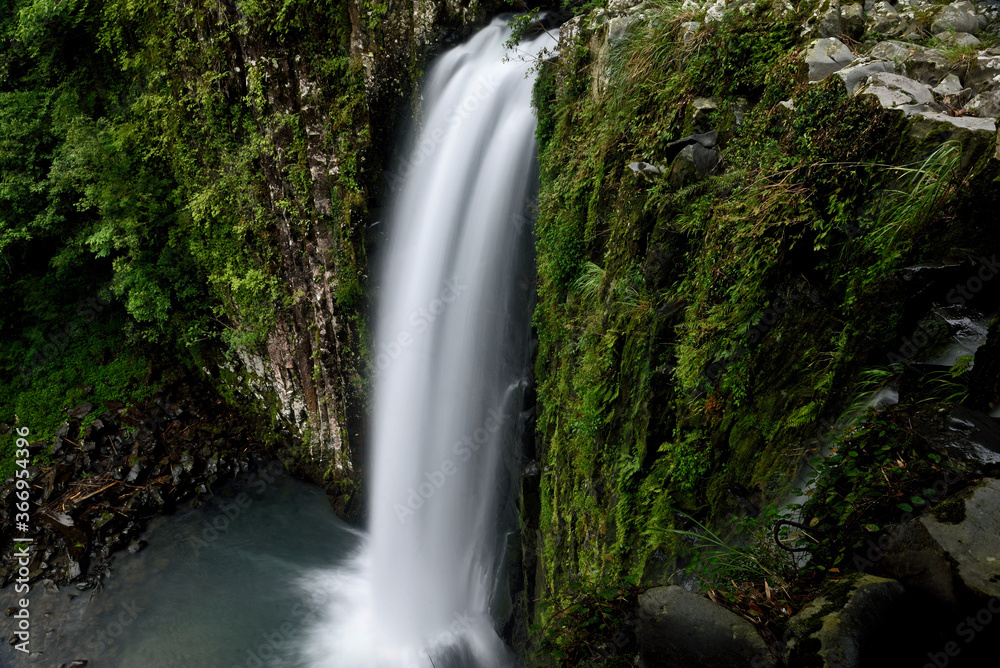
[296,18,554,667]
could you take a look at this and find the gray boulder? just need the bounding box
[867,1,909,36]
[931,73,968,100]
[859,71,939,116]
[836,58,897,95]
[967,88,1000,118]
[668,143,721,187]
[804,37,856,81]
[636,586,775,667]
[870,39,915,63]
[904,48,953,86]
[690,97,719,134]
[819,0,843,38]
[882,478,1000,606]
[967,54,1000,87]
[934,30,981,47]
[679,21,701,42]
[931,0,984,35]
[841,3,866,39]
[868,41,953,85]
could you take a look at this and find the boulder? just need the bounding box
[663,131,720,186]
[933,31,981,48]
[859,71,937,114]
[786,575,906,668]
[690,97,719,134]
[869,41,952,85]
[804,37,856,81]
[931,0,984,35]
[941,406,1000,467]
[836,58,897,95]
[705,0,728,23]
[679,21,701,42]
[967,54,1000,87]
[870,39,915,63]
[882,478,1000,605]
[965,86,1000,118]
[909,110,996,133]
[636,586,775,667]
[931,73,968,101]
[841,3,866,39]
[669,144,721,186]
[867,1,909,36]
[903,48,953,86]
[819,0,843,38]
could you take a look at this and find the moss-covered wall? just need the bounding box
[519,0,1000,661]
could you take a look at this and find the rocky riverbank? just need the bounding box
[0,375,290,593]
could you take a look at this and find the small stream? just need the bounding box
[0,467,361,667]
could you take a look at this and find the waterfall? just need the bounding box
[296,18,554,667]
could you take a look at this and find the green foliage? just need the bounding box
[1,0,369,473]
[0,308,158,479]
[793,406,967,570]
[863,140,961,264]
[530,576,642,666]
[653,512,793,594]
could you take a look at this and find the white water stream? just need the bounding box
[296,19,554,667]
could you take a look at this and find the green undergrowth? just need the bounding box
[525,0,1000,660]
[0,305,159,479]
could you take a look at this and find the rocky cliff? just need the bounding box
[147,0,507,511]
[512,0,1000,664]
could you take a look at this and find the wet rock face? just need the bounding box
[0,380,275,590]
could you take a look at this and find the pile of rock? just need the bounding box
[796,0,1000,139]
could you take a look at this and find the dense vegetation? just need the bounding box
[0,0,367,476]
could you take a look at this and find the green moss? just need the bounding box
[525,0,996,650]
[932,494,967,525]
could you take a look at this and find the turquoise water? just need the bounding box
[0,467,362,668]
